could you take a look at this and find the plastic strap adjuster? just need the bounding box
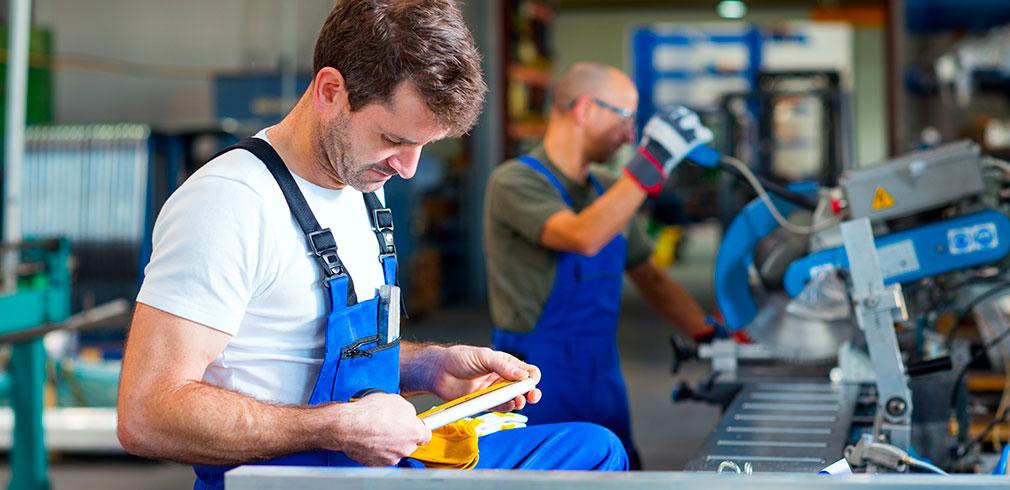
[306,229,346,279]
[372,209,394,232]
[372,209,396,254]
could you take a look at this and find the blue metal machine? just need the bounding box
[783,210,1010,299]
[712,140,1010,333]
[679,138,1010,475]
[717,203,1010,332]
[714,182,818,331]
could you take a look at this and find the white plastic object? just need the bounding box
[419,378,538,430]
[819,458,853,475]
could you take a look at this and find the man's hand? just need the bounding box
[692,315,752,345]
[625,105,713,196]
[325,393,431,466]
[418,345,542,412]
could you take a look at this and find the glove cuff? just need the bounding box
[625,141,671,196]
[693,315,726,343]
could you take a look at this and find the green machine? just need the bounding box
[0,240,71,490]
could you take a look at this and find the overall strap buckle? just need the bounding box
[371,208,396,255]
[307,229,347,284]
[230,137,357,305]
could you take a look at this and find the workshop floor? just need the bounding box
[0,225,723,487]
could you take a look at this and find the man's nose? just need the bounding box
[387,146,421,180]
[622,121,636,144]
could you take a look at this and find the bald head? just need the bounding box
[545,62,638,166]
[552,62,635,111]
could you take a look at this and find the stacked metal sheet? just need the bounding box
[22,124,150,242]
[20,124,151,306]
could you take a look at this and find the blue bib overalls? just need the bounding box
[492,154,641,469]
[192,138,414,489]
[193,141,628,489]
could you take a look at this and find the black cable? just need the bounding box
[716,160,819,211]
[949,326,1010,411]
[958,410,1010,458]
[906,356,952,377]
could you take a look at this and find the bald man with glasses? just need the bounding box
[483,62,721,468]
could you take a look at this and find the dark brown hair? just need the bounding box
[314,0,486,136]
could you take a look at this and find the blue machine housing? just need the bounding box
[715,197,1010,332]
[714,182,819,331]
[783,209,1010,298]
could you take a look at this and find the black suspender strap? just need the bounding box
[363,192,396,257]
[216,138,357,305]
[362,192,408,318]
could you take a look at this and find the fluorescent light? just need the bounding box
[717,0,747,19]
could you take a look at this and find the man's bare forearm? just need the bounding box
[572,175,647,250]
[629,260,708,337]
[542,175,648,255]
[118,379,336,465]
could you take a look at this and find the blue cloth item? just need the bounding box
[492,154,641,469]
[475,422,627,471]
[193,142,628,490]
[995,445,1009,475]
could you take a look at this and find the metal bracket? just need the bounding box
[840,218,912,450]
[844,433,909,473]
[698,340,774,382]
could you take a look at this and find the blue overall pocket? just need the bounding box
[309,294,401,404]
[331,339,401,402]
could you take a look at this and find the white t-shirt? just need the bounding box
[136,129,386,405]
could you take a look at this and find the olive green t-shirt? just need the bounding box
[483,145,655,333]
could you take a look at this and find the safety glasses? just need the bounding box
[568,96,636,121]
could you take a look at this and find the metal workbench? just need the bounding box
[224,466,1010,489]
[684,381,861,472]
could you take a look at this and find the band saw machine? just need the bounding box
[671,140,1010,475]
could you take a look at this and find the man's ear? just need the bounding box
[569,95,591,126]
[313,67,349,114]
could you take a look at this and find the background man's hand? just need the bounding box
[326,393,430,466]
[625,104,714,195]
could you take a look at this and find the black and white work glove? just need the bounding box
[624,105,713,196]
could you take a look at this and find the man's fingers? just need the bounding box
[490,400,516,412]
[481,350,542,406]
[491,349,542,384]
[415,421,432,446]
[498,352,531,380]
[477,348,530,381]
[525,364,542,384]
[488,391,538,413]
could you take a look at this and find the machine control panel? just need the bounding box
[948,222,999,255]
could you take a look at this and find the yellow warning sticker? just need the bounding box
[871,186,894,211]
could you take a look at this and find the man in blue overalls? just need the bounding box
[116,3,627,489]
[484,62,722,469]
